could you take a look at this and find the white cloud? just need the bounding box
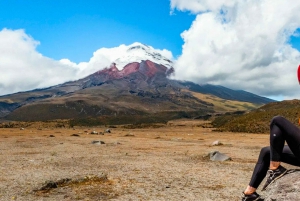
[171,0,237,13]
[0,29,80,96]
[171,0,300,100]
[0,29,173,96]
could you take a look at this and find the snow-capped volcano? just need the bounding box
[113,42,173,69]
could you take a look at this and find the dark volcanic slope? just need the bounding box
[0,60,274,122]
[179,81,273,104]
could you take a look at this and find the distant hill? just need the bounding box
[179,81,272,104]
[0,43,274,125]
[212,99,300,133]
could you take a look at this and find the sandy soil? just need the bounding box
[0,120,289,201]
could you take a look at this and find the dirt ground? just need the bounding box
[0,120,293,201]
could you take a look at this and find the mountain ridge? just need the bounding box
[0,43,274,124]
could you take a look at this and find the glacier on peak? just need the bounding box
[113,42,173,69]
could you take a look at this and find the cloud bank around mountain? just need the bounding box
[0,29,173,96]
[170,0,300,100]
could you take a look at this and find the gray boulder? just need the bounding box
[264,170,300,201]
[208,151,231,161]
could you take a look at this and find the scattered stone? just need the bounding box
[20,128,24,130]
[70,134,80,137]
[124,133,135,137]
[204,151,231,161]
[264,170,300,201]
[211,140,223,146]
[105,129,111,133]
[49,135,55,137]
[91,140,105,145]
[171,138,182,141]
[90,131,98,134]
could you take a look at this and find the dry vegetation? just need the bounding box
[1,119,294,200]
[213,99,300,133]
[190,92,259,112]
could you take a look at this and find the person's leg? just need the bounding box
[245,146,270,194]
[242,116,300,199]
[245,145,300,193]
[243,145,300,201]
[261,116,300,191]
[270,116,300,167]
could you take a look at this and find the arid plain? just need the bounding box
[0,120,286,201]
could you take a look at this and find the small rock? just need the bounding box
[105,129,111,133]
[171,138,182,141]
[204,151,231,161]
[211,140,223,146]
[91,140,105,145]
[90,131,98,134]
[124,133,134,137]
[49,135,55,137]
[70,134,80,137]
[20,128,24,130]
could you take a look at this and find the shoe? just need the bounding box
[241,192,262,201]
[261,165,288,191]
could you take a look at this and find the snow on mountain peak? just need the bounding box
[113,42,173,69]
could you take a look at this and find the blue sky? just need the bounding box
[290,30,300,51]
[1,0,300,100]
[0,0,195,62]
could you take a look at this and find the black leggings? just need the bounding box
[249,116,300,188]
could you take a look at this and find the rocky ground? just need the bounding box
[0,120,297,201]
